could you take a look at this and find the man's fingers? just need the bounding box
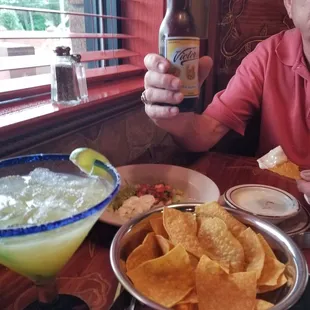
[145,104,179,119]
[301,170,310,181]
[144,54,213,86]
[144,88,183,104]
[144,71,181,91]
[144,54,170,72]
[297,179,310,196]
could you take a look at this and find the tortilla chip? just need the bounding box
[196,202,246,237]
[197,217,245,273]
[154,234,199,268]
[177,289,198,305]
[150,216,169,239]
[238,228,265,279]
[155,235,174,255]
[196,255,256,310]
[163,208,206,258]
[284,263,295,288]
[257,234,277,259]
[120,259,127,273]
[255,299,274,310]
[120,214,159,258]
[269,161,301,180]
[258,273,288,294]
[173,304,198,310]
[188,254,199,269]
[258,255,285,287]
[256,233,286,287]
[126,232,162,271]
[127,244,195,308]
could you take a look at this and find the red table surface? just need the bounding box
[0,152,309,309]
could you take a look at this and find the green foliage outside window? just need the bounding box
[0,0,67,30]
[0,9,23,30]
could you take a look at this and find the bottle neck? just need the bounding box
[167,0,190,10]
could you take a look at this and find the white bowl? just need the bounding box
[100,164,220,226]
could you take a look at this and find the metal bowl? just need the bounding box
[110,203,309,310]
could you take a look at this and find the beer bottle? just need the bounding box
[159,0,200,113]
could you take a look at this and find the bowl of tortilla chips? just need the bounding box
[110,202,308,310]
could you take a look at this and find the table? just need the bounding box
[190,153,310,265]
[0,152,309,310]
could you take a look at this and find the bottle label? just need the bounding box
[165,37,200,98]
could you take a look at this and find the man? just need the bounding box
[142,0,310,196]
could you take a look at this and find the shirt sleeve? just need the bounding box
[204,43,267,135]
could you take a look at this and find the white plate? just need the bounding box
[99,164,220,226]
[224,184,300,223]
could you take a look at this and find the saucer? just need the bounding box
[224,184,300,224]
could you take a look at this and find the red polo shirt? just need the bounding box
[205,28,310,167]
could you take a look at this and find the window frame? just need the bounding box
[0,0,140,103]
[0,0,166,146]
[84,0,102,69]
[102,0,121,67]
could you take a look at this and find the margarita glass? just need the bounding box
[0,154,120,310]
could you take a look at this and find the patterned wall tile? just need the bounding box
[125,108,156,147]
[97,116,130,166]
[21,106,179,167]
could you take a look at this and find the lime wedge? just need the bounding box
[69,148,110,177]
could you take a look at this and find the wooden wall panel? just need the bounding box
[7,106,180,167]
[206,0,294,102]
[205,0,294,156]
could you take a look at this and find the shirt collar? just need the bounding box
[276,28,303,67]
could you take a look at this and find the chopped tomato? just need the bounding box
[131,182,181,207]
[154,184,165,193]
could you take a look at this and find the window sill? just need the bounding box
[0,76,145,157]
[0,64,144,102]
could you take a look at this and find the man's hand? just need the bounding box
[297,170,310,197]
[142,53,228,152]
[143,53,213,119]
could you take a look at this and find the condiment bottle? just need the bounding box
[72,54,88,101]
[51,46,81,105]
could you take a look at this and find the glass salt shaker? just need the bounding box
[51,46,81,105]
[72,54,88,101]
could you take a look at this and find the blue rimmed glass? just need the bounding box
[0,154,120,310]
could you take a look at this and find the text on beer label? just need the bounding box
[173,47,198,65]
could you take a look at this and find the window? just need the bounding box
[0,0,164,136]
[0,0,145,103]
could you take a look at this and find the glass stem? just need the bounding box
[36,280,59,305]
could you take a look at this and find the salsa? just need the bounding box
[110,182,184,211]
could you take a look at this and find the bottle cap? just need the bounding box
[71,54,82,63]
[54,46,71,56]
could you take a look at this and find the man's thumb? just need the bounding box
[301,170,310,181]
[297,179,310,196]
[198,56,213,87]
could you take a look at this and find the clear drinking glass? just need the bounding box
[0,154,120,310]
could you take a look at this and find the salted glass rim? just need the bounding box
[0,154,120,238]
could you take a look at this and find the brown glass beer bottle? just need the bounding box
[159,0,200,113]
